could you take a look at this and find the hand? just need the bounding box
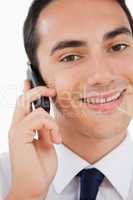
[6,80,62,200]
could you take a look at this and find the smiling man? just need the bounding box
[1,0,133,200]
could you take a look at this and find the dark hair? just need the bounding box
[23,0,133,72]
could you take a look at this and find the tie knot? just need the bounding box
[79,168,104,182]
[78,168,105,200]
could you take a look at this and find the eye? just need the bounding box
[60,55,81,63]
[109,43,129,53]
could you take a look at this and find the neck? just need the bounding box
[57,117,127,164]
[63,132,126,164]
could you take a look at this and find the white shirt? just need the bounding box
[1,130,133,200]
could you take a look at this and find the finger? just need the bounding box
[21,108,61,143]
[15,108,62,144]
[37,126,54,148]
[38,124,61,145]
[23,79,31,92]
[23,80,33,114]
[11,85,57,124]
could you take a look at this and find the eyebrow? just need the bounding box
[103,26,132,41]
[50,40,87,56]
[50,26,132,56]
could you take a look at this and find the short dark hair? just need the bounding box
[23,0,133,73]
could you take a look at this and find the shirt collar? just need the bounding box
[53,130,133,199]
[94,130,133,199]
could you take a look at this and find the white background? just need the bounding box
[0,1,133,153]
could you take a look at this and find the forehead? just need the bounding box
[37,0,130,46]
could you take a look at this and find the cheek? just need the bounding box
[54,68,82,92]
[53,68,83,110]
[123,59,133,82]
[54,70,75,107]
[113,54,133,83]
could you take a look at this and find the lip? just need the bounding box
[81,89,126,100]
[80,89,126,113]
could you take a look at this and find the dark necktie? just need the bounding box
[78,168,105,200]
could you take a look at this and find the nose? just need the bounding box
[86,54,115,87]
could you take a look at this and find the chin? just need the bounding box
[72,105,131,139]
[78,124,128,140]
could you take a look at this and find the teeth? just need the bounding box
[83,92,122,104]
[101,98,106,103]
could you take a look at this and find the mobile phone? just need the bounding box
[26,64,50,113]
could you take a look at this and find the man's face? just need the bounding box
[36,0,133,139]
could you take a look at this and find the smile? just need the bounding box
[80,89,126,113]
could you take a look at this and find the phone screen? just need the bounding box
[26,64,50,113]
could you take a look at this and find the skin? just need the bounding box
[37,0,133,162]
[6,0,133,199]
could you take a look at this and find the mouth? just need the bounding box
[79,89,126,113]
